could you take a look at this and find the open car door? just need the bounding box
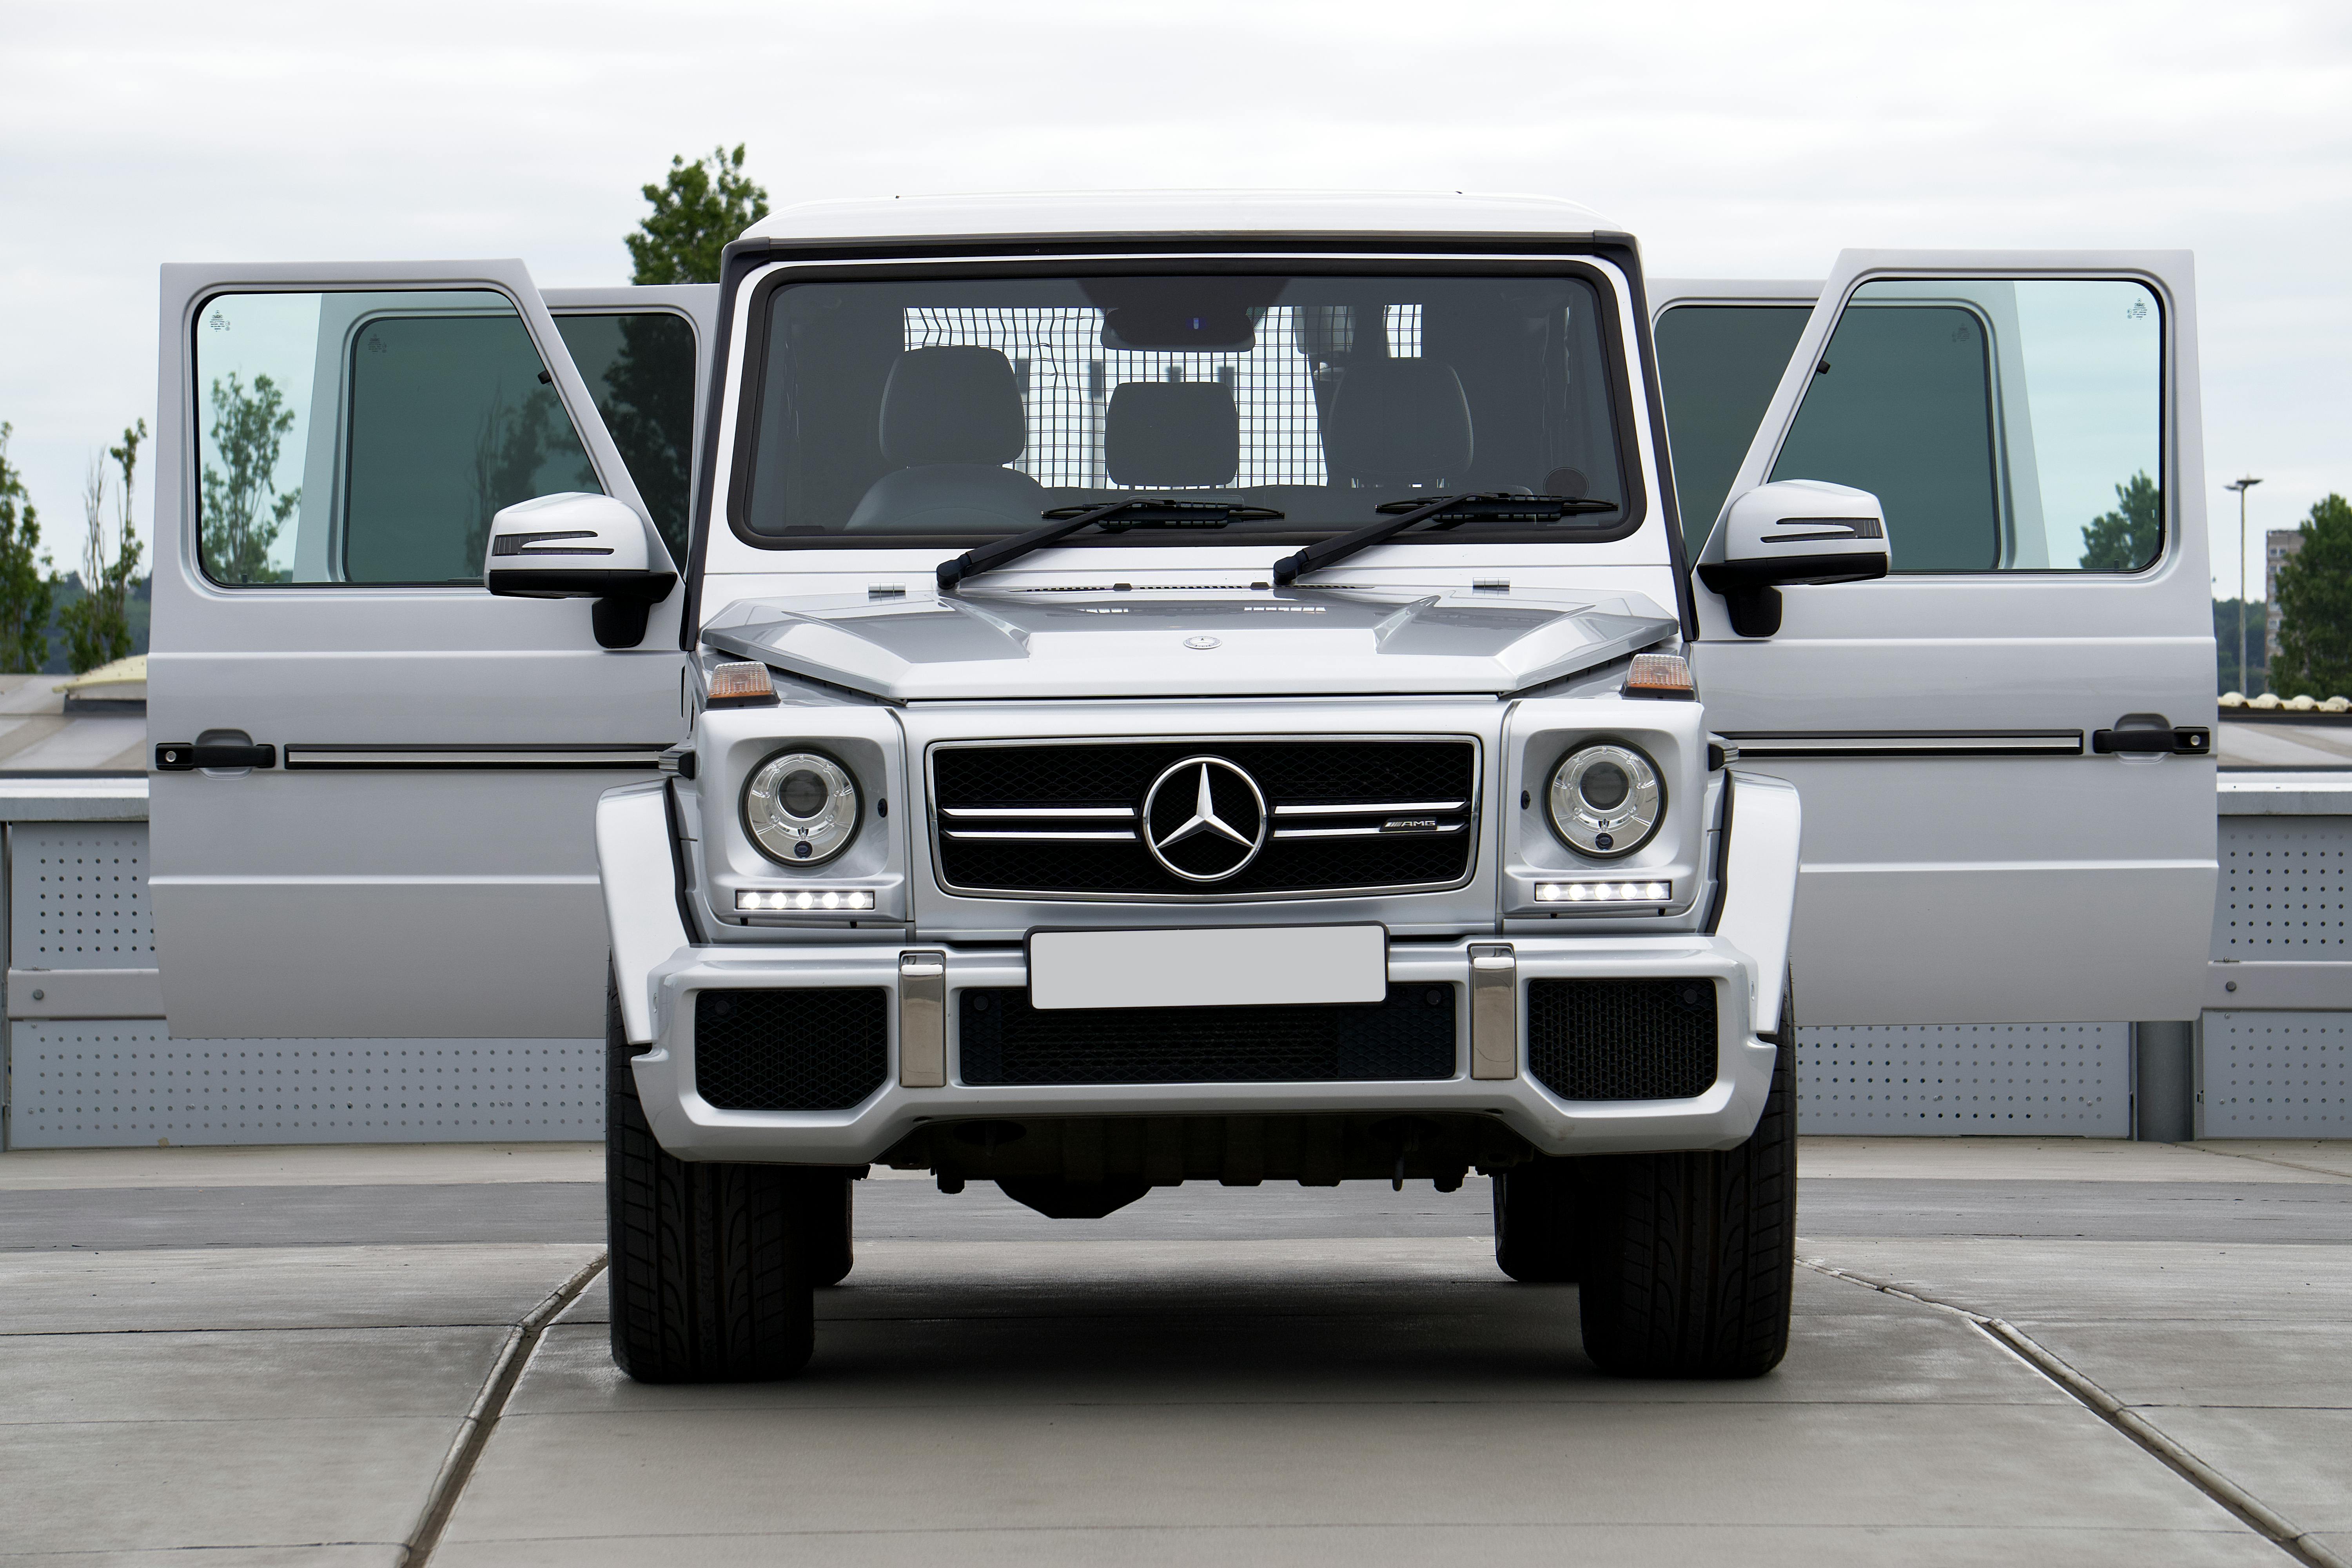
[149,262,703,1038]
[1664,252,2216,1025]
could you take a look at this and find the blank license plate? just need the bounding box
[1027,926,1387,1011]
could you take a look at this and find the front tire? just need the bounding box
[1573,984,1797,1379]
[807,1171,855,1288]
[1493,1155,1581,1283]
[606,973,817,1382]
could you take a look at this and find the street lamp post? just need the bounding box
[2228,476,2264,695]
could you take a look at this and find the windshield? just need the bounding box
[732,268,1638,548]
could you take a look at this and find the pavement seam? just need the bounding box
[403,1250,606,1568]
[2185,1146,2352,1183]
[1798,1255,2349,1568]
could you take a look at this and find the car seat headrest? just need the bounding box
[1104,382,1239,489]
[878,347,1027,466]
[1323,360,1473,486]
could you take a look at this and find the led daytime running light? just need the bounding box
[1534,880,1672,904]
[737,888,876,913]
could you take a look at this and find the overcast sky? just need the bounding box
[4,0,2347,599]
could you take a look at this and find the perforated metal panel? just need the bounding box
[10,823,153,968]
[0,821,604,1148]
[1795,1023,2130,1135]
[9,810,2347,1146]
[6,1026,600,1147]
[2214,817,2352,956]
[2199,1012,2352,1136]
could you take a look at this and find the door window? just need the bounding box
[1654,304,1809,554]
[192,290,600,586]
[552,311,697,566]
[1769,278,2163,572]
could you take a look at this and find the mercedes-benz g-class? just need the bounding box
[148,193,2217,1383]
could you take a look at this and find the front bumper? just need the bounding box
[597,771,1802,1167]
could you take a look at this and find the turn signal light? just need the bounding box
[1535,880,1671,904]
[1623,653,1695,699]
[737,888,876,913]
[708,661,778,707]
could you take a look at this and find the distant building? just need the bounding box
[2268,528,2304,663]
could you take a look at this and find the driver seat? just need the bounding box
[845,347,1045,532]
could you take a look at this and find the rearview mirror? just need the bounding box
[484,493,677,650]
[1697,479,1890,637]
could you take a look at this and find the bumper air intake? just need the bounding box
[958,984,1457,1085]
[694,988,889,1111]
[1526,978,1719,1101]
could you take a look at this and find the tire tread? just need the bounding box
[606,974,815,1382]
[1573,986,1797,1378]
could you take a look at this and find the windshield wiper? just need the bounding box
[938,499,1283,590]
[1270,492,1618,586]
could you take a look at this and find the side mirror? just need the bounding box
[485,492,678,650]
[1697,479,1890,637]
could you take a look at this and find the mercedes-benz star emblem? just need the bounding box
[1141,756,1268,883]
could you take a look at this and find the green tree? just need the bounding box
[626,145,769,286]
[57,419,147,672]
[201,373,300,583]
[2272,494,2352,699]
[2079,471,2161,570]
[2215,597,2267,695]
[0,423,55,671]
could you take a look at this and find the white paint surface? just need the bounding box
[1027,924,1387,1011]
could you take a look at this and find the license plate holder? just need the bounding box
[1026,925,1388,1011]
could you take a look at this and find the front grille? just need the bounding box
[695,989,889,1111]
[932,739,1477,897]
[1526,979,1719,1101]
[958,984,1458,1085]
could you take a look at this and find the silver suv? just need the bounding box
[149,194,2216,1385]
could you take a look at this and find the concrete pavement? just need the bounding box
[0,1138,2344,1566]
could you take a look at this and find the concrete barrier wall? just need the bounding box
[3,775,2347,1147]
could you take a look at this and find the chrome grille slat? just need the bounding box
[1272,800,1467,817]
[1274,822,1468,840]
[944,829,1141,842]
[942,806,1137,819]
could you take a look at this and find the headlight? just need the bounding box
[1547,741,1663,858]
[742,749,860,866]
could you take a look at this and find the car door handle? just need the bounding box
[155,740,278,771]
[2091,726,2209,756]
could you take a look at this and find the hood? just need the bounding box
[699,586,1676,702]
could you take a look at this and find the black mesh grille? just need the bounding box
[695,989,889,1111]
[959,984,1457,1085]
[933,740,1476,897]
[1526,979,1718,1101]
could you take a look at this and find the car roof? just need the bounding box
[740,190,1618,246]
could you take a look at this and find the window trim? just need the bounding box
[187,283,616,592]
[1757,271,2171,579]
[717,251,1653,555]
